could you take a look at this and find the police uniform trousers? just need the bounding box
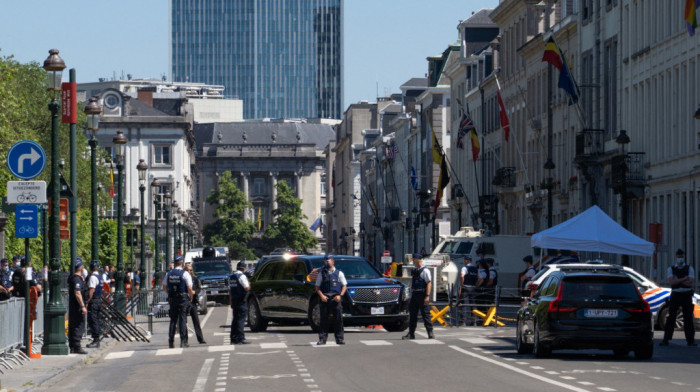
[87,299,102,341]
[230,298,248,343]
[408,291,433,335]
[68,304,85,349]
[663,291,696,344]
[319,295,344,342]
[187,301,205,343]
[461,286,476,325]
[168,295,190,344]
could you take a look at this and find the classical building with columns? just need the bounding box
[194,120,337,251]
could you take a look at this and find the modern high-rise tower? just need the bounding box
[170,0,343,120]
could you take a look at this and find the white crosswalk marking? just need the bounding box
[360,340,392,346]
[260,342,288,349]
[460,337,499,345]
[156,348,183,356]
[411,339,444,345]
[208,345,236,352]
[104,351,135,360]
[310,342,339,347]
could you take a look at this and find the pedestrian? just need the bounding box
[102,265,112,293]
[403,253,434,340]
[315,254,347,345]
[185,264,206,344]
[459,255,478,326]
[133,269,141,292]
[474,260,489,313]
[660,249,696,347]
[0,258,14,301]
[230,261,251,345]
[68,260,88,354]
[475,247,486,264]
[519,255,537,295]
[163,255,194,348]
[85,261,104,348]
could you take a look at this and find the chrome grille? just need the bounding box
[348,286,401,304]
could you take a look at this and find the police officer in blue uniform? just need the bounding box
[315,254,347,345]
[85,261,104,348]
[403,253,434,340]
[519,255,537,295]
[0,258,14,300]
[68,260,88,354]
[459,255,478,326]
[163,255,194,348]
[230,261,251,345]
[661,249,696,347]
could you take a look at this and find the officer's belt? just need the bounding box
[412,289,426,292]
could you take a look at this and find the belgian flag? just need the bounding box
[542,38,579,105]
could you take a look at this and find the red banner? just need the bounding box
[61,82,77,124]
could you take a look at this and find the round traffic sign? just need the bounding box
[7,140,46,180]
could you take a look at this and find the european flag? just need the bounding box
[410,166,418,190]
[309,216,322,231]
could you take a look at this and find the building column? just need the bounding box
[271,172,278,212]
[242,171,250,220]
[296,170,303,199]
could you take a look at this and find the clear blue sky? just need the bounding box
[0,0,497,107]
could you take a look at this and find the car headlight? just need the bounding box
[403,287,410,300]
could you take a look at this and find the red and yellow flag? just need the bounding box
[109,165,115,198]
[686,0,698,36]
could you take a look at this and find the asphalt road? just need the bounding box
[36,305,700,392]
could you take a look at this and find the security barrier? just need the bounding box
[424,285,525,328]
[0,298,26,352]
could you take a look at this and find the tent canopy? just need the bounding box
[531,205,655,257]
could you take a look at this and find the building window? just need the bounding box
[152,144,172,167]
[253,178,266,195]
[153,183,172,220]
[321,175,327,197]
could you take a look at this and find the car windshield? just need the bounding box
[193,262,230,276]
[310,258,381,279]
[437,241,473,255]
[562,276,639,301]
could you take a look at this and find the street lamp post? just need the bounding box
[164,192,172,269]
[172,202,179,257]
[113,130,127,312]
[615,130,631,267]
[137,159,148,289]
[42,49,68,355]
[84,98,102,268]
[151,179,161,287]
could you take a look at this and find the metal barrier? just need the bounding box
[0,298,26,352]
[428,285,526,328]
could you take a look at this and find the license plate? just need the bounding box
[210,290,219,295]
[371,307,384,315]
[584,309,618,318]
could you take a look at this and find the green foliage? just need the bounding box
[202,172,256,260]
[0,49,111,268]
[262,181,317,253]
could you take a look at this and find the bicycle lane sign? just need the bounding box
[15,204,39,238]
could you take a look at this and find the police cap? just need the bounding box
[464,255,472,261]
[75,260,84,269]
[523,255,533,263]
[324,253,335,260]
[174,255,184,264]
[485,258,495,265]
[412,253,423,260]
[676,248,685,256]
[0,258,8,264]
[90,261,99,270]
[236,261,246,270]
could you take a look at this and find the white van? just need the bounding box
[184,248,203,265]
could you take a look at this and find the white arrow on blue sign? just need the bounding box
[15,204,39,239]
[7,140,46,180]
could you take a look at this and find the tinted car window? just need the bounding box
[193,262,230,276]
[293,261,307,276]
[257,262,278,281]
[309,258,381,279]
[562,276,638,301]
[272,262,296,281]
[539,276,559,297]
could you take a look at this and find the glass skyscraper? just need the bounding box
[170,0,343,120]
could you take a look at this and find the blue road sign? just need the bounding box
[15,204,39,239]
[7,140,46,180]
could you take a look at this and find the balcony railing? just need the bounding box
[612,152,646,193]
[575,129,605,158]
[492,167,516,188]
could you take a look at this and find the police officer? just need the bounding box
[12,257,41,298]
[315,254,347,345]
[68,260,88,354]
[85,261,104,348]
[185,263,206,344]
[403,253,434,340]
[519,255,537,294]
[484,258,498,305]
[0,258,13,300]
[660,249,696,347]
[163,255,194,348]
[230,261,251,345]
[459,255,478,326]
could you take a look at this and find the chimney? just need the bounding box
[137,90,154,107]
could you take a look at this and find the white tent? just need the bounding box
[531,205,655,257]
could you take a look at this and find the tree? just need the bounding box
[263,181,317,253]
[202,172,256,260]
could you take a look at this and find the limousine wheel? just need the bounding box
[382,320,408,332]
[308,296,321,333]
[248,298,268,332]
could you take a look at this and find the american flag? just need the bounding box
[456,114,474,149]
[387,141,398,160]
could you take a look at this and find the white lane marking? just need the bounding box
[215,389,225,392]
[360,340,392,346]
[215,382,226,386]
[308,385,319,389]
[561,376,577,380]
[236,351,282,355]
[104,351,134,360]
[516,362,530,365]
[260,342,288,349]
[286,350,295,353]
[213,333,229,336]
[200,306,215,329]
[303,379,315,383]
[411,339,444,345]
[310,342,338,347]
[192,358,214,392]
[300,373,311,377]
[216,377,226,380]
[156,348,183,356]
[650,377,665,380]
[578,382,595,386]
[415,331,428,338]
[503,358,516,361]
[460,337,499,345]
[672,382,689,386]
[546,371,560,375]
[449,346,591,392]
[531,366,545,370]
[208,345,236,352]
[298,368,308,372]
[597,388,617,391]
[230,374,297,380]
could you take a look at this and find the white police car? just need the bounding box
[525,262,700,331]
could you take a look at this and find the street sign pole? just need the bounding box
[24,237,30,355]
[66,69,78,275]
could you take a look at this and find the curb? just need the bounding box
[21,339,117,392]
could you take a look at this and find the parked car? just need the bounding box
[516,266,654,359]
[247,255,410,332]
[196,287,208,315]
[525,262,700,331]
[192,256,232,305]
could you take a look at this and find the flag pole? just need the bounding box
[497,76,532,188]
